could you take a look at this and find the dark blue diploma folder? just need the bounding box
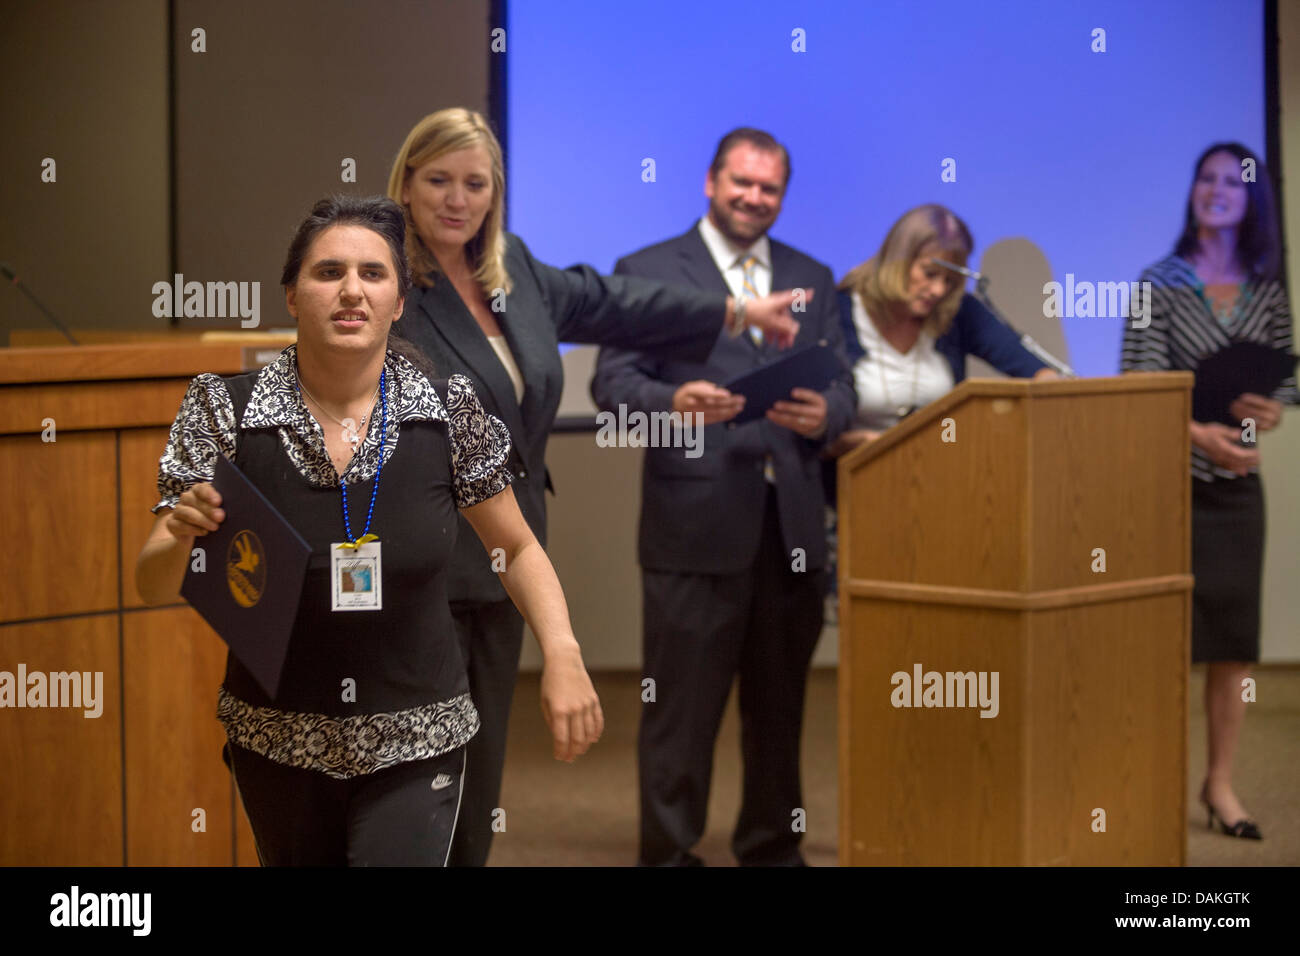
[180,454,310,698]
[1192,342,1297,426]
[724,341,844,424]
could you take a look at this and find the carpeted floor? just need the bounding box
[486,666,1299,866]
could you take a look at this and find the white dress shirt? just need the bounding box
[698,215,771,301]
[698,216,780,480]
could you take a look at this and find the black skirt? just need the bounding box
[1191,474,1265,663]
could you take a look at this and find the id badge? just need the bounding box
[331,541,383,612]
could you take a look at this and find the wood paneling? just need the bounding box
[1,380,194,436]
[0,433,118,622]
[845,574,1192,610]
[844,395,1028,591]
[123,607,232,865]
[1027,389,1191,591]
[840,600,1025,865]
[1024,595,1187,865]
[839,374,1192,865]
[0,615,122,865]
[120,428,172,611]
[0,341,283,385]
[0,343,251,865]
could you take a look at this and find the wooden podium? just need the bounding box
[836,373,1193,866]
[0,339,289,865]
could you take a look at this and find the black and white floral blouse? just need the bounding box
[155,344,512,511]
[153,345,513,778]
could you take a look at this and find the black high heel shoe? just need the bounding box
[1199,783,1263,840]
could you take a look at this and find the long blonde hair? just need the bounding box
[387,108,512,295]
[839,204,973,337]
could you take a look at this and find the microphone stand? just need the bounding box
[1,263,79,345]
[972,274,1073,378]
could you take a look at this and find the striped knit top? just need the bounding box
[1121,254,1298,482]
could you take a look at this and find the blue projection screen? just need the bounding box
[506,0,1265,385]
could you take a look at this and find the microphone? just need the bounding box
[1,261,79,345]
[930,258,983,284]
[929,257,1073,377]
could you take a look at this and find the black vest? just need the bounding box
[220,372,468,716]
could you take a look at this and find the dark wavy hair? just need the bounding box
[1173,143,1280,280]
[280,195,437,377]
[709,127,791,188]
[280,195,413,298]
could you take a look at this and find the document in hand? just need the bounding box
[723,342,844,424]
[1192,342,1297,426]
[180,454,310,698]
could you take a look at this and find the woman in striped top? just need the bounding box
[1122,142,1297,841]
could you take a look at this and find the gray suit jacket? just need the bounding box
[398,232,727,603]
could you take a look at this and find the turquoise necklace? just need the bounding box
[1191,278,1252,330]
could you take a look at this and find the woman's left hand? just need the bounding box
[1229,392,1283,431]
[539,645,604,762]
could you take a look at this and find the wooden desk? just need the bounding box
[0,339,290,865]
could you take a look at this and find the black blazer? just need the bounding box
[398,232,727,604]
[591,224,856,575]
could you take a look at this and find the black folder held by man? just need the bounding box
[180,454,310,698]
[1193,342,1297,426]
[724,341,844,424]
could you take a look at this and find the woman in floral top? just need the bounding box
[136,195,603,865]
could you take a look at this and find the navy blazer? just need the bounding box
[837,289,1049,385]
[592,225,856,575]
[399,232,727,604]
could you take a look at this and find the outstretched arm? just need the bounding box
[516,235,799,354]
[461,485,604,762]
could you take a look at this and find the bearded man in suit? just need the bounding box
[592,127,855,866]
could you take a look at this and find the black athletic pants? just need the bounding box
[228,742,466,866]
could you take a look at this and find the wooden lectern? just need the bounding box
[837,373,1193,866]
[0,339,290,865]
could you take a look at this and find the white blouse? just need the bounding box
[850,292,954,431]
[487,334,525,404]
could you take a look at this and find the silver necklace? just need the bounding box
[298,376,381,450]
[876,328,921,419]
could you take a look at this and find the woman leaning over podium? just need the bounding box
[135,195,603,866]
[827,203,1058,458]
[819,205,1057,598]
[1122,143,1298,841]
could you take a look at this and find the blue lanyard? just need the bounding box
[338,366,386,544]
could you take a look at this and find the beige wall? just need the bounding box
[0,1,169,336]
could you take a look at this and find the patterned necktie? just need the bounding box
[739,254,762,345]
